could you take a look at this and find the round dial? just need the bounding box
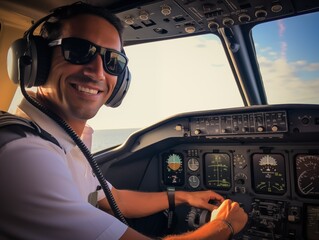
[252,154,286,195]
[233,154,247,169]
[296,154,319,197]
[188,158,200,171]
[188,175,200,188]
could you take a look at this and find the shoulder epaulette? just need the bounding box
[0,110,61,149]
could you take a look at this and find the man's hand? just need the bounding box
[210,199,248,234]
[177,190,224,211]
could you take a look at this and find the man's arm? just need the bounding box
[98,188,224,218]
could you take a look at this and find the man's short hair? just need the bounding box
[41,2,124,44]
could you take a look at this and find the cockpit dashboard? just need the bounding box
[95,104,319,240]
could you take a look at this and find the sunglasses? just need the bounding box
[48,37,128,76]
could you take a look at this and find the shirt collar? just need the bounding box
[16,94,77,153]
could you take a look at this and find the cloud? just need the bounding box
[290,60,319,71]
[277,20,288,59]
[278,19,286,37]
[259,56,319,103]
[302,62,319,71]
[280,41,287,59]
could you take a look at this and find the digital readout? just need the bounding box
[204,153,231,190]
[252,153,286,195]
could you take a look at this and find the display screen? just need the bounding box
[306,205,319,240]
[252,153,286,195]
[162,152,185,186]
[295,154,319,198]
[204,153,231,190]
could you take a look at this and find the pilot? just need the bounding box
[0,2,247,239]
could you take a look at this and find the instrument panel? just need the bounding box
[161,148,319,197]
[99,105,319,240]
[161,146,319,239]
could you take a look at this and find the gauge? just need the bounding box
[188,158,200,171]
[167,153,182,170]
[204,153,231,190]
[162,152,184,186]
[295,154,319,197]
[233,154,247,169]
[252,153,286,195]
[188,175,200,188]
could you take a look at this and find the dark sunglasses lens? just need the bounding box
[61,38,127,76]
[62,38,95,64]
[103,51,127,75]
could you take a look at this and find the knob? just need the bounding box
[222,17,234,26]
[257,126,264,132]
[194,129,201,135]
[208,21,219,32]
[238,14,251,23]
[236,178,245,185]
[271,4,283,13]
[184,24,196,33]
[161,5,172,16]
[271,125,279,132]
[301,117,310,125]
[175,124,183,131]
[124,16,135,25]
[255,9,267,19]
[139,10,149,21]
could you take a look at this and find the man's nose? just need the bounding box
[83,54,106,81]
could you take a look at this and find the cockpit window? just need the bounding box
[252,11,319,104]
[88,34,242,151]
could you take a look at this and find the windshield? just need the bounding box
[252,11,319,104]
[88,34,242,151]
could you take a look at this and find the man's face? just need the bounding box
[38,14,122,125]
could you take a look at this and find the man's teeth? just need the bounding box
[77,85,98,94]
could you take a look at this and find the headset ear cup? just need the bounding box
[7,38,28,85]
[28,36,51,87]
[105,67,131,108]
[7,36,51,87]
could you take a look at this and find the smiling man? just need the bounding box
[37,14,121,135]
[0,2,247,239]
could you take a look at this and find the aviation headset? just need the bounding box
[7,2,131,108]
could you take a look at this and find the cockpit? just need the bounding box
[0,0,318,239]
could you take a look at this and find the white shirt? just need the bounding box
[0,97,127,239]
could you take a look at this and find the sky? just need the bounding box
[252,11,319,104]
